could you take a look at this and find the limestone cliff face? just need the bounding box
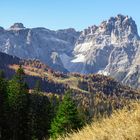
[0,23,80,72]
[0,15,140,88]
[61,14,140,88]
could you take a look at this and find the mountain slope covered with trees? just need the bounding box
[0,63,140,139]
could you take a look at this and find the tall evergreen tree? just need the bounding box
[50,90,83,139]
[7,65,30,140]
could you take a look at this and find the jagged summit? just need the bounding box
[10,23,25,30]
[81,14,138,38]
[106,14,138,36]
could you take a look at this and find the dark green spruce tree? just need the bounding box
[7,65,30,140]
[50,90,83,139]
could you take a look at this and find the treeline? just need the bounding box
[0,66,83,140]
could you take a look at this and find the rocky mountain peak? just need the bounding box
[10,23,25,30]
[78,14,139,46]
[104,14,138,37]
[60,14,140,89]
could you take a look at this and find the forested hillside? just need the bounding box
[0,64,140,140]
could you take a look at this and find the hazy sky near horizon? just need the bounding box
[0,0,140,32]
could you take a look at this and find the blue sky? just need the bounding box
[0,0,140,32]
